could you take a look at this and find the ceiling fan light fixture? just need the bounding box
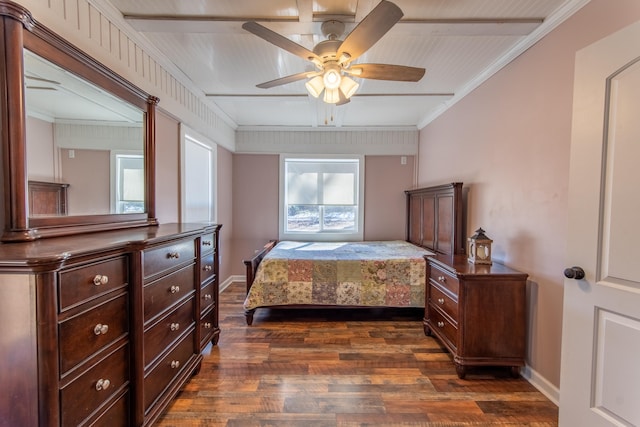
[323,65,342,90]
[339,76,359,99]
[323,87,340,104]
[305,75,325,98]
[338,52,351,65]
[309,57,324,70]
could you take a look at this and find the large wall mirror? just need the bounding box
[0,1,157,241]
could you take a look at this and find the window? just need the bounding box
[112,153,144,213]
[280,156,364,241]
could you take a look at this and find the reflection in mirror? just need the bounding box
[24,49,145,217]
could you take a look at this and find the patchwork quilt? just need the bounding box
[243,240,434,310]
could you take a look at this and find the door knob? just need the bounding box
[563,266,585,280]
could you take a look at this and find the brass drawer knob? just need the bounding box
[437,276,446,283]
[203,265,212,272]
[168,252,180,259]
[95,378,111,391]
[170,360,180,369]
[204,294,212,300]
[170,285,180,294]
[170,323,180,331]
[93,323,109,335]
[93,275,109,286]
[437,321,445,328]
[437,298,445,305]
[204,322,211,329]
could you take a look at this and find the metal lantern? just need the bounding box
[467,227,493,265]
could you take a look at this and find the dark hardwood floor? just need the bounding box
[156,282,558,426]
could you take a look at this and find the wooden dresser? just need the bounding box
[0,223,221,426]
[424,254,528,379]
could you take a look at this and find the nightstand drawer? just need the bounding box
[429,264,459,296]
[144,239,196,280]
[144,264,195,323]
[144,330,196,411]
[144,298,195,368]
[429,306,458,351]
[59,293,128,374]
[59,256,128,311]
[429,283,458,322]
[60,344,129,427]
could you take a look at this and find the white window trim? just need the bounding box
[279,154,365,242]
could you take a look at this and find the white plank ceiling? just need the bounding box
[104,0,586,129]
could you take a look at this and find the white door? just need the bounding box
[559,22,640,426]
[181,129,217,223]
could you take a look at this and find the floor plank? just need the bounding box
[156,282,558,426]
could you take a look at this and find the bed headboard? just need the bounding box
[405,182,464,255]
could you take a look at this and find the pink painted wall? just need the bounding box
[25,116,55,181]
[364,155,415,241]
[155,110,180,224]
[60,149,110,215]
[216,145,233,285]
[231,154,279,277]
[417,0,640,388]
[230,154,416,276]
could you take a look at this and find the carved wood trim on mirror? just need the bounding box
[0,0,158,242]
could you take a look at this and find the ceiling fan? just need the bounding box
[242,0,425,105]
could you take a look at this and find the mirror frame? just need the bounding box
[0,1,158,242]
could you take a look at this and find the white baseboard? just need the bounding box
[521,364,560,406]
[220,275,244,292]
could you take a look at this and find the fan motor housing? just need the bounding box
[313,39,341,61]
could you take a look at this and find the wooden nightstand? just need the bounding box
[424,254,528,379]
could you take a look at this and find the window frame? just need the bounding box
[279,154,365,241]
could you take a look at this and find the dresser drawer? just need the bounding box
[144,330,196,411]
[200,232,216,255]
[144,264,195,323]
[200,251,216,283]
[429,283,458,323]
[59,294,128,374]
[200,308,217,349]
[429,264,459,296]
[60,344,129,427]
[143,239,196,280]
[200,280,215,313]
[58,256,128,311]
[429,305,458,351]
[144,298,195,368]
[90,390,129,427]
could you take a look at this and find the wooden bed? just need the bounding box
[243,182,464,325]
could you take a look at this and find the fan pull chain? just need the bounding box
[323,104,336,125]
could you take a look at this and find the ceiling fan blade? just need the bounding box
[350,63,425,82]
[243,21,320,63]
[337,1,403,62]
[256,72,316,89]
